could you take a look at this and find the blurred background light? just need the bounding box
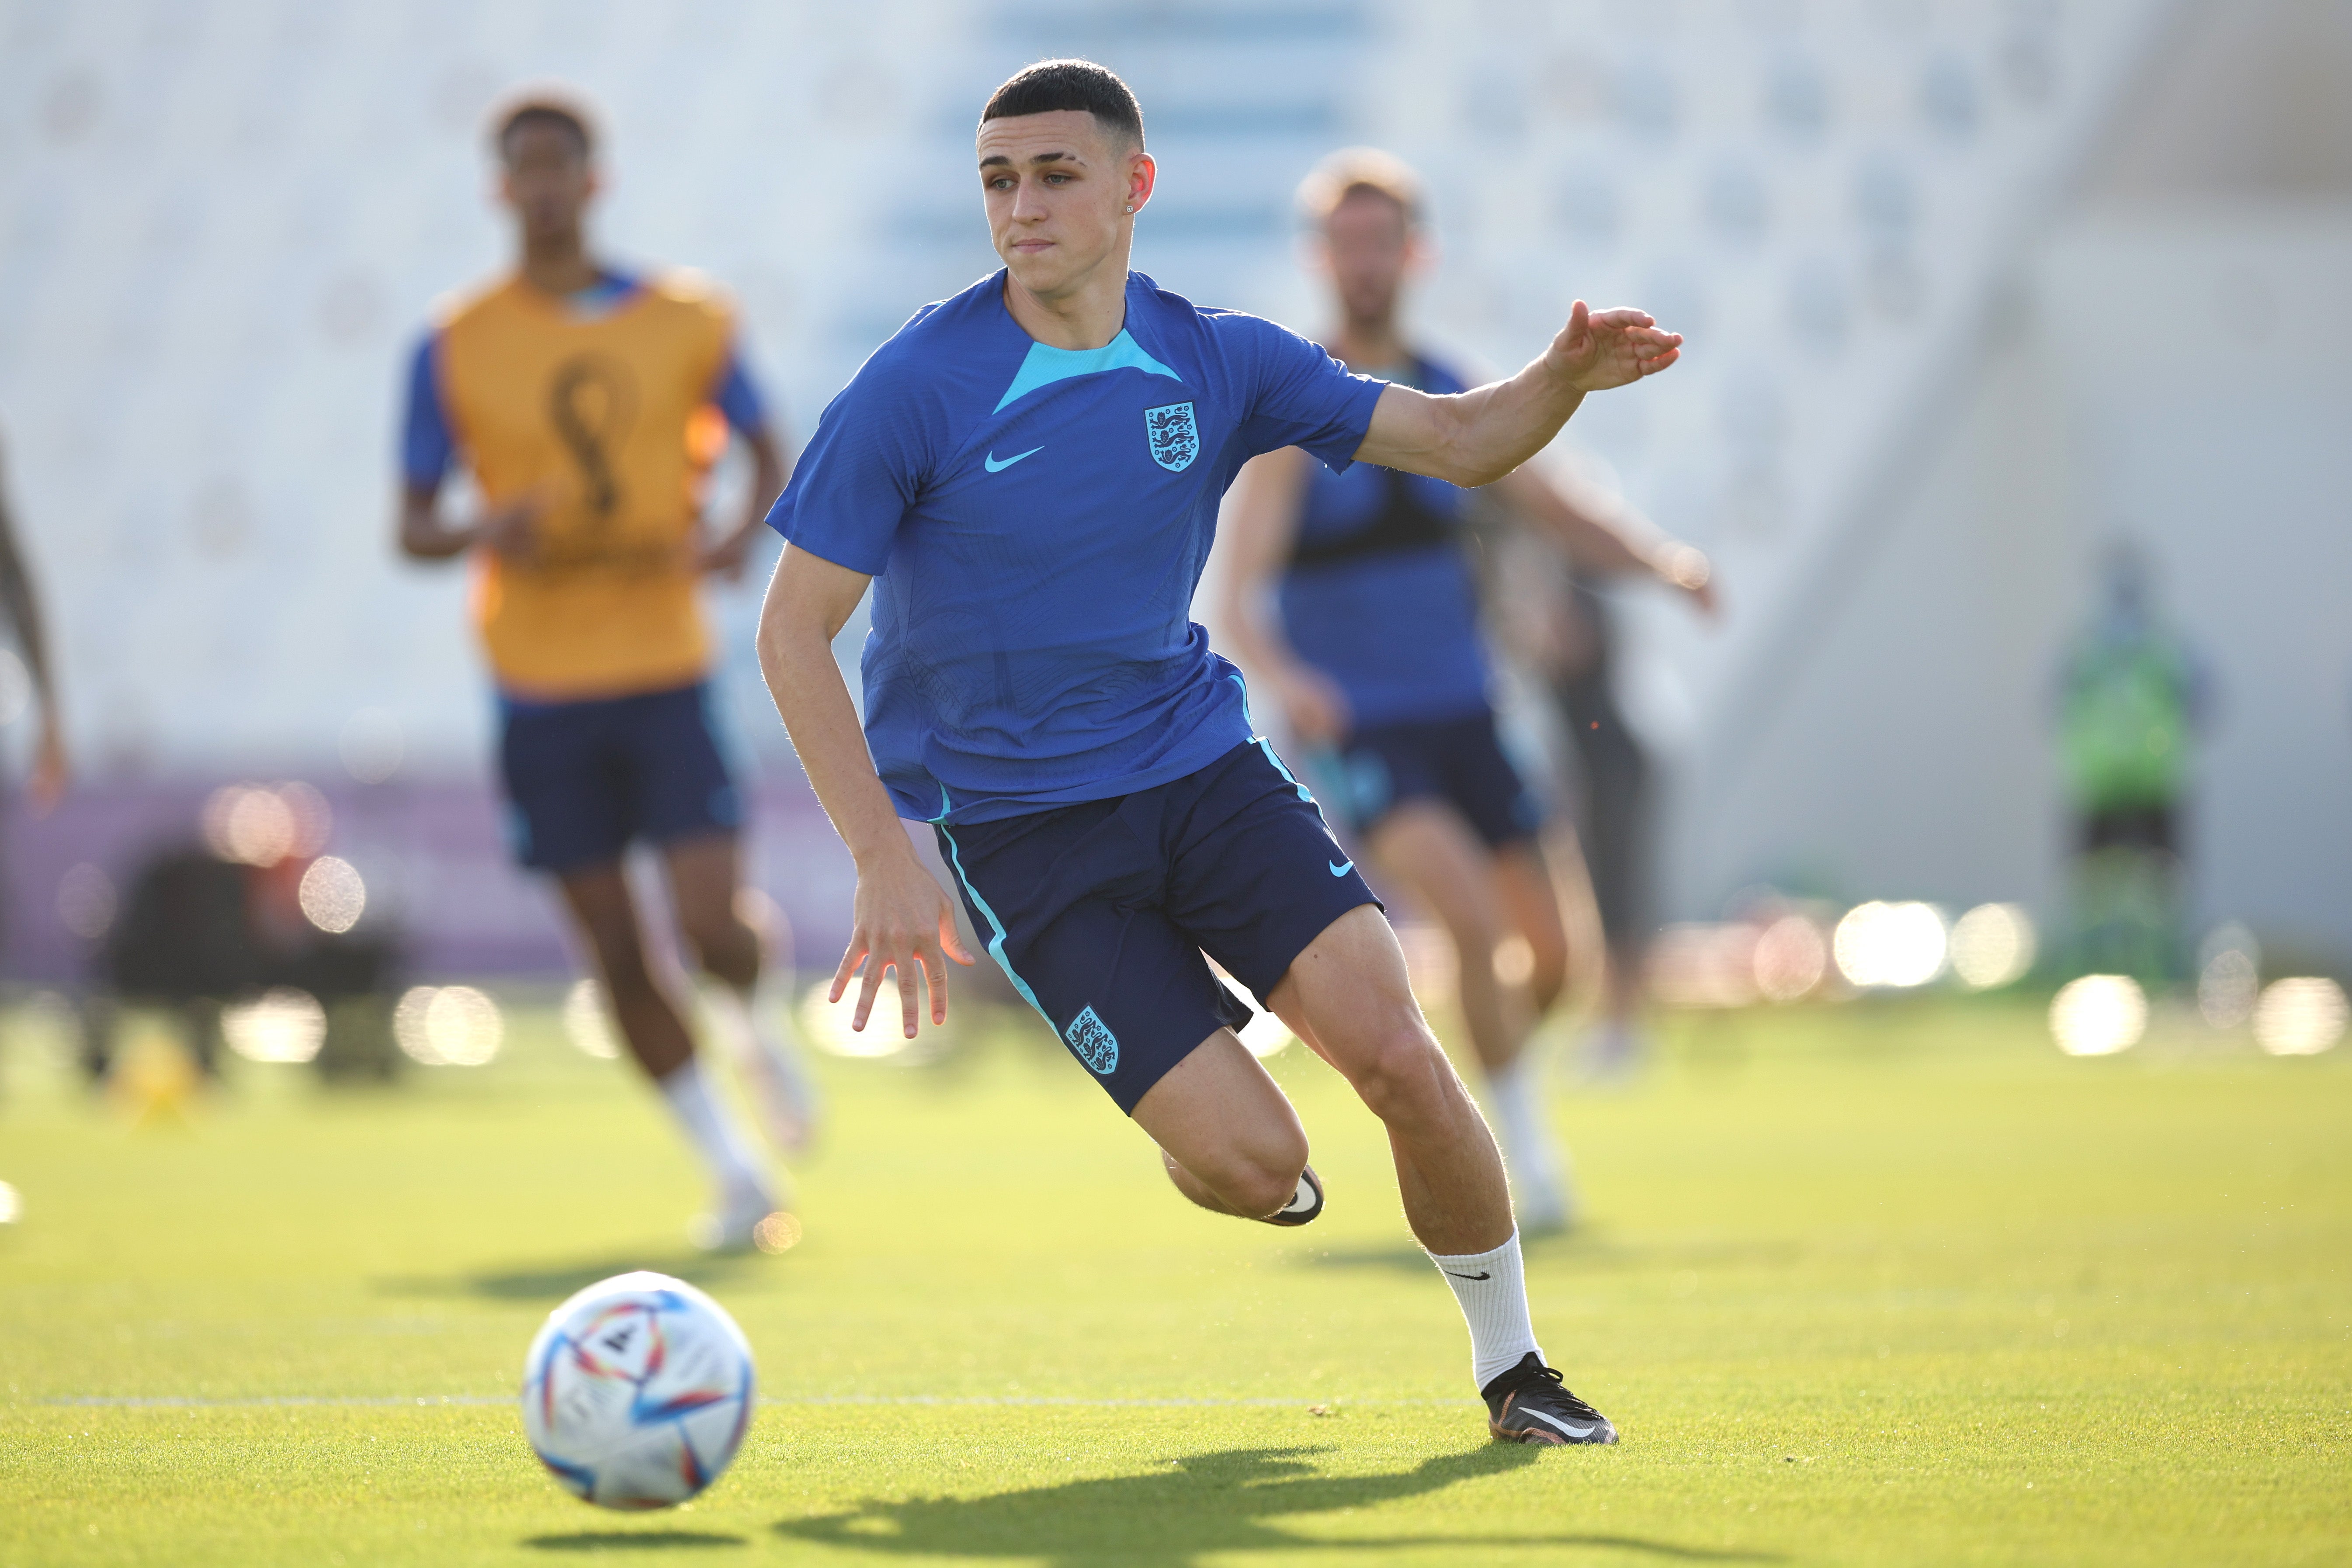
[798,986,908,1060]
[296,855,366,934]
[1832,902,1949,989]
[0,1180,19,1224]
[1948,903,2038,990]
[1650,923,1760,1009]
[392,985,502,1067]
[223,988,327,1064]
[1752,914,1829,1003]
[2048,975,2147,1057]
[2197,923,2262,1029]
[561,979,622,1061]
[55,862,117,941]
[1236,1007,1296,1059]
[2251,978,2347,1058]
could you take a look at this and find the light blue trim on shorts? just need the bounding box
[935,814,1054,1029]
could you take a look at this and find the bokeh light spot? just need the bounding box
[0,1180,19,1224]
[1832,902,1948,988]
[223,988,327,1064]
[393,985,503,1066]
[1949,903,2036,989]
[798,986,909,1059]
[2251,978,2346,1057]
[297,855,366,934]
[2049,975,2146,1057]
[752,1212,803,1254]
[1752,915,1829,1002]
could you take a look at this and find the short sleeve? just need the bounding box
[1228,315,1388,473]
[710,348,770,435]
[400,331,455,487]
[762,358,928,576]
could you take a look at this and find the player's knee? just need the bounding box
[1346,1025,1450,1125]
[1219,1139,1309,1219]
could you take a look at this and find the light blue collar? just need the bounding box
[993,329,1183,413]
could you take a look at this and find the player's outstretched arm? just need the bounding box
[756,544,975,1038]
[1354,301,1681,488]
[700,426,791,581]
[1490,465,1716,615]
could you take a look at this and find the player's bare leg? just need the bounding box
[1368,809,1575,1229]
[664,833,821,1153]
[1494,843,1571,1017]
[559,862,779,1246]
[1270,904,1613,1442]
[1133,1030,1312,1222]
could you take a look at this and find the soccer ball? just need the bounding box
[520,1271,756,1509]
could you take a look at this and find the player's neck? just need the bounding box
[1329,318,1408,373]
[1000,248,1131,351]
[516,234,600,299]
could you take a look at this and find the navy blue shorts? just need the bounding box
[1331,708,1543,849]
[498,682,742,873]
[935,739,1380,1114]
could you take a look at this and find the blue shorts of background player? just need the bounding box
[936,740,1379,1114]
[498,682,742,872]
[1329,707,1543,851]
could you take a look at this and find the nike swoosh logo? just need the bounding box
[984,446,1043,473]
[1329,860,1354,877]
[1443,1270,1491,1281]
[1522,1407,1598,1440]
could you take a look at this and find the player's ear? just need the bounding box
[1124,149,1155,216]
[1405,226,1436,278]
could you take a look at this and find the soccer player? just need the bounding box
[756,61,1679,1443]
[0,433,68,817]
[399,92,814,1250]
[1215,149,1715,1230]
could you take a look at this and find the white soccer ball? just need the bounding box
[520,1271,757,1509]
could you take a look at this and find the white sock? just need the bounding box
[1485,1056,1567,1205]
[704,980,821,1139]
[1429,1230,1543,1389]
[656,1057,770,1202]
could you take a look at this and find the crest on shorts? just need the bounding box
[1065,1006,1120,1075]
[1143,402,1198,473]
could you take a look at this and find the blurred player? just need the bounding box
[398,92,812,1250]
[0,433,68,816]
[758,61,1681,1443]
[1216,149,1714,1232]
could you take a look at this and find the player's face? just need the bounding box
[977,110,1152,301]
[499,123,597,246]
[1320,190,1415,328]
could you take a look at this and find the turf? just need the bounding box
[0,991,2346,1566]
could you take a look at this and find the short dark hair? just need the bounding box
[981,59,1144,149]
[489,90,597,162]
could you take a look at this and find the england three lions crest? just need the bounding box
[1143,401,1198,473]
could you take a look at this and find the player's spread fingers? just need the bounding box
[851,951,890,1031]
[894,950,922,1038]
[920,948,950,1025]
[828,943,864,1005]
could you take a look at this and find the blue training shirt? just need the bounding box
[769,269,1387,824]
[1279,353,1491,728]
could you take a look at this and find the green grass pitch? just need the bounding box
[2,991,2346,1566]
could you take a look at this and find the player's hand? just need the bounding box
[1545,301,1682,394]
[1660,543,1717,617]
[27,717,67,816]
[1274,665,1351,749]
[833,843,977,1038]
[473,492,546,564]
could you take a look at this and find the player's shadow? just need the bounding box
[772,1444,1780,1566]
[524,1528,745,1550]
[375,1250,752,1303]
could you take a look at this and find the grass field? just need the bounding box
[1,990,2346,1567]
